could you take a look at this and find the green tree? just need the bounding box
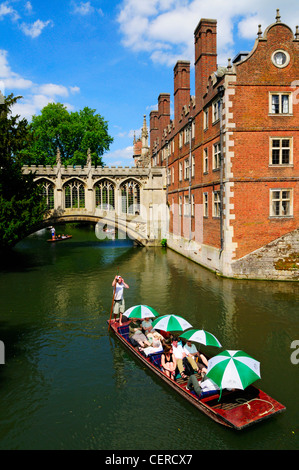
[21,102,113,166]
[0,94,47,249]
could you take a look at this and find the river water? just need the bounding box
[0,224,298,450]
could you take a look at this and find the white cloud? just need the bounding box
[104,146,134,166]
[24,1,33,14]
[70,86,80,94]
[37,83,70,98]
[117,0,299,67]
[72,1,95,15]
[20,19,53,38]
[0,48,80,120]
[0,1,19,21]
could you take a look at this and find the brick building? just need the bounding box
[146,10,299,280]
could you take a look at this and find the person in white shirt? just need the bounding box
[172,337,199,379]
[183,340,209,375]
[112,275,129,324]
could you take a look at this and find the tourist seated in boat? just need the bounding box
[141,318,163,340]
[172,337,200,379]
[186,375,220,397]
[183,340,209,376]
[129,318,151,348]
[161,345,176,380]
[141,317,155,336]
[141,337,163,357]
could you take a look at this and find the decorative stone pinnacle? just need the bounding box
[257,24,262,37]
[295,26,299,40]
[227,57,232,70]
[276,9,281,23]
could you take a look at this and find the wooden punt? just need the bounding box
[47,235,72,243]
[108,319,286,430]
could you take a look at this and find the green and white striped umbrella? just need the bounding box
[180,329,222,348]
[124,305,159,319]
[206,350,261,391]
[151,315,192,332]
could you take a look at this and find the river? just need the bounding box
[0,224,298,450]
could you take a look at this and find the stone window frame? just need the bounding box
[269,188,293,218]
[212,190,221,218]
[95,179,115,211]
[64,179,85,209]
[203,192,208,218]
[269,137,293,166]
[269,92,292,115]
[213,142,221,170]
[203,148,208,174]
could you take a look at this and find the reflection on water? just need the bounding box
[0,224,298,450]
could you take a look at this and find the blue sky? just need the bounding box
[1,0,298,166]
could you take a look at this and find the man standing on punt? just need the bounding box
[112,275,129,325]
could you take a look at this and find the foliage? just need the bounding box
[20,103,114,167]
[0,94,48,249]
[161,238,167,247]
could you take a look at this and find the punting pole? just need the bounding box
[108,281,117,331]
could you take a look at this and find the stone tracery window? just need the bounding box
[120,179,140,214]
[95,179,115,210]
[39,179,54,209]
[64,179,85,209]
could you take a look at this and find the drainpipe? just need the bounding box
[188,117,193,241]
[217,85,225,258]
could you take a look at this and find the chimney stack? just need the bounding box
[194,19,217,109]
[174,60,190,125]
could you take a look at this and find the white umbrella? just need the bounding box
[123,305,159,319]
[151,314,192,332]
[180,329,222,347]
[206,350,261,392]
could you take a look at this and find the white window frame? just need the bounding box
[213,142,221,170]
[179,162,183,181]
[203,148,208,174]
[269,92,292,115]
[204,108,209,130]
[212,191,221,218]
[203,192,208,217]
[179,196,182,216]
[179,131,183,148]
[184,195,190,217]
[270,189,293,217]
[184,158,189,180]
[269,137,293,166]
[212,99,220,123]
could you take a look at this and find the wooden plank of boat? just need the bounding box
[108,319,286,430]
[47,235,72,242]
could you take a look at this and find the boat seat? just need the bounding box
[148,352,162,369]
[117,324,130,341]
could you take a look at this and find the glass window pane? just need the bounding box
[271,95,279,113]
[282,95,289,113]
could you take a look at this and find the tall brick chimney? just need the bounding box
[150,110,159,155]
[158,93,170,143]
[174,60,190,125]
[194,19,217,108]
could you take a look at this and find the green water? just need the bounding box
[0,225,298,450]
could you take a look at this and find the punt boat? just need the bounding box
[47,235,72,242]
[108,319,286,430]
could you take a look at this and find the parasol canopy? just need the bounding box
[180,329,222,348]
[206,350,261,392]
[151,314,192,332]
[123,305,159,319]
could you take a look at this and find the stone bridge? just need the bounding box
[22,158,167,246]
